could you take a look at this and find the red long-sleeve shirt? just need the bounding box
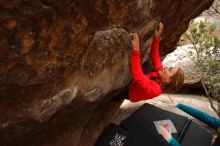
[128,37,163,102]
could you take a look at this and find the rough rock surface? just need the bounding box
[202,0,220,36]
[178,0,220,46]
[0,0,214,145]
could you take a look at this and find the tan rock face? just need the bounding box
[0,0,214,145]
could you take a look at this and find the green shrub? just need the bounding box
[183,20,220,117]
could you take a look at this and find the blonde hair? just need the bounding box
[163,68,185,93]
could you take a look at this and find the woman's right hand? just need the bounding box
[131,33,139,51]
[159,125,172,142]
[154,22,163,37]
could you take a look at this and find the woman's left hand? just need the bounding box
[131,33,139,51]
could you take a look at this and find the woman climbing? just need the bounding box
[128,22,185,102]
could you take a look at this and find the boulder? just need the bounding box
[162,45,202,86]
[164,0,220,88]
[0,0,215,145]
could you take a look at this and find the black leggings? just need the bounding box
[142,59,153,74]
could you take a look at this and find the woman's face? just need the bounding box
[158,67,179,84]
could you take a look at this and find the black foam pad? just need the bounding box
[120,103,212,146]
[95,103,212,146]
[180,121,212,146]
[120,103,188,139]
[123,120,169,146]
[95,124,129,146]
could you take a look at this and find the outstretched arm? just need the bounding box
[169,96,220,130]
[150,22,163,71]
[176,103,220,130]
[130,33,149,87]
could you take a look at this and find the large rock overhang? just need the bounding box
[0,0,214,145]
